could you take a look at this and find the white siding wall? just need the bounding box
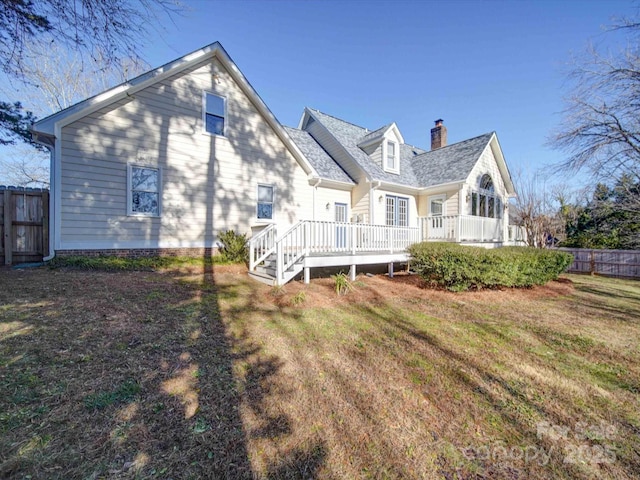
[371,189,418,227]
[59,58,316,249]
[447,191,459,216]
[420,191,460,217]
[314,187,351,222]
[351,180,370,223]
[467,144,507,199]
[366,143,383,170]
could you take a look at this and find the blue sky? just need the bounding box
[139,0,635,185]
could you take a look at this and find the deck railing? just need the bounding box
[248,223,277,271]
[269,220,422,280]
[249,218,525,283]
[421,215,505,242]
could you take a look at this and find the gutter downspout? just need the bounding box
[311,178,322,221]
[369,180,382,224]
[32,129,56,262]
[42,144,55,261]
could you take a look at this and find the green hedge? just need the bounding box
[407,242,573,291]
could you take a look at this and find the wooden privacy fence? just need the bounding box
[0,187,49,265]
[558,248,640,279]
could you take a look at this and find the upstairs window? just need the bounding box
[257,184,274,219]
[385,140,398,172]
[128,165,160,216]
[471,174,502,218]
[480,174,494,192]
[204,92,225,136]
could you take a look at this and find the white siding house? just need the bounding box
[32,41,523,285]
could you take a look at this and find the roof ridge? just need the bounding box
[413,131,494,158]
[307,108,369,131]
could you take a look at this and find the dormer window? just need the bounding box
[385,140,399,173]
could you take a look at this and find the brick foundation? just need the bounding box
[55,247,220,258]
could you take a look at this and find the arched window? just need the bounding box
[471,174,501,219]
[480,174,494,192]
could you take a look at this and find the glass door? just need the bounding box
[335,203,348,249]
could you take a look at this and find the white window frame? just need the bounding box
[256,183,275,221]
[383,140,400,174]
[127,164,161,217]
[385,195,409,226]
[470,174,502,218]
[428,194,446,217]
[203,91,226,137]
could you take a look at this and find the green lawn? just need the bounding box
[0,263,638,479]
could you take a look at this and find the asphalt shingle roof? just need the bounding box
[307,109,493,189]
[357,123,392,145]
[412,133,494,187]
[283,126,354,184]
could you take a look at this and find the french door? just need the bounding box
[385,196,408,226]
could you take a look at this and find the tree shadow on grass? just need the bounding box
[0,266,327,479]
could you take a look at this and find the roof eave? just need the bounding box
[488,133,516,195]
[31,42,318,177]
[33,41,226,136]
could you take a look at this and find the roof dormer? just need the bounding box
[357,122,404,174]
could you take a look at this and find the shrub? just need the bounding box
[331,271,353,295]
[291,291,307,305]
[407,242,573,292]
[217,230,248,263]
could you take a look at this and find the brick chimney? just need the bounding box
[430,119,447,150]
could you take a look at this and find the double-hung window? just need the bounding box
[204,92,225,136]
[386,141,398,171]
[257,184,274,220]
[128,165,160,216]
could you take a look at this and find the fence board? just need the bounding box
[558,248,640,279]
[0,186,49,264]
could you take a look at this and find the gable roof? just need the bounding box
[283,127,354,185]
[412,132,494,188]
[305,109,425,187]
[357,122,404,148]
[304,109,515,194]
[32,41,319,179]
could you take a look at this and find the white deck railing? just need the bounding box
[421,215,505,242]
[248,223,277,271]
[276,220,421,276]
[248,218,524,283]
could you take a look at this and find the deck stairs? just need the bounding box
[247,220,420,286]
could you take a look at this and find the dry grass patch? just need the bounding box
[0,264,638,479]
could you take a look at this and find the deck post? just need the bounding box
[349,264,356,281]
[388,262,394,278]
[304,267,310,284]
[249,239,256,271]
[456,215,461,242]
[276,241,283,285]
[351,224,356,254]
[304,221,310,256]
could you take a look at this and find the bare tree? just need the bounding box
[511,171,567,248]
[0,0,180,148]
[0,0,180,79]
[0,1,167,186]
[552,16,640,188]
[0,145,49,186]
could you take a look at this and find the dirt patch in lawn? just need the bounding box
[264,269,576,310]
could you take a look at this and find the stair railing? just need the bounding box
[276,220,309,280]
[248,224,277,271]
